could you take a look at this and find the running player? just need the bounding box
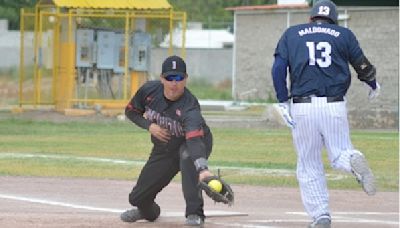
[271,1,379,227]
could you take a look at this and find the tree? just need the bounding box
[1,0,278,30]
[0,0,37,30]
[169,0,276,29]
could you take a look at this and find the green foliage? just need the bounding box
[0,0,36,7]
[169,0,277,29]
[0,67,19,80]
[0,0,37,30]
[2,0,278,30]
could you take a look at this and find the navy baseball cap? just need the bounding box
[310,0,338,24]
[161,55,187,77]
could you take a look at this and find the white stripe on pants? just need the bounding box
[291,97,357,220]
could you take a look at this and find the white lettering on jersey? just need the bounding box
[298,26,340,37]
[306,41,332,68]
[144,107,184,136]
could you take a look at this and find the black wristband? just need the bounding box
[194,158,208,172]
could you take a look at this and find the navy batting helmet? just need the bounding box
[310,0,338,24]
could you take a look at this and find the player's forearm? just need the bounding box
[125,105,152,130]
[186,137,208,172]
[351,55,376,83]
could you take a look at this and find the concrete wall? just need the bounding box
[233,7,399,129]
[0,33,232,84]
[149,48,232,83]
[0,31,34,68]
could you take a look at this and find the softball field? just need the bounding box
[0,176,397,228]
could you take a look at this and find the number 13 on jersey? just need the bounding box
[306,41,332,68]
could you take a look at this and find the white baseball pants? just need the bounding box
[291,97,360,220]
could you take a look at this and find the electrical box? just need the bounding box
[130,32,151,71]
[113,33,126,74]
[96,31,115,69]
[76,29,94,68]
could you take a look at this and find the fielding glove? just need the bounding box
[199,176,234,206]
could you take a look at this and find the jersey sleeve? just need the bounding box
[125,82,152,130]
[182,105,208,162]
[272,55,289,102]
[346,29,377,83]
[274,31,289,61]
[347,30,364,64]
[183,108,205,139]
[272,30,290,102]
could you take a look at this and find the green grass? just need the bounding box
[0,67,19,81]
[187,78,275,102]
[0,118,398,191]
[187,78,232,100]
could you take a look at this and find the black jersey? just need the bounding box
[125,80,212,161]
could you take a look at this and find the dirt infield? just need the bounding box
[0,176,398,228]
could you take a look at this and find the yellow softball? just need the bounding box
[208,179,223,193]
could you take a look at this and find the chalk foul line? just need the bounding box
[0,152,348,179]
[0,193,246,217]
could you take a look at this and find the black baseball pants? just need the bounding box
[128,141,212,220]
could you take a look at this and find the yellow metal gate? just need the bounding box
[19,0,186,111]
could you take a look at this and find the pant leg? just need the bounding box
[129,147,180,220]
[180,134,213,218]
[291,101,329,220]
[320,100,356,173]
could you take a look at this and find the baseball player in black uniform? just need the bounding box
[120,55,214,226]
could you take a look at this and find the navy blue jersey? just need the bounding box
[274,22,364,97]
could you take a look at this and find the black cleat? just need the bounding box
[120,208,144,223]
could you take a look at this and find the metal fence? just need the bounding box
[19,3,186,111]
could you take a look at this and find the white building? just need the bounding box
[278,0,308,4]
[160,26,234,49]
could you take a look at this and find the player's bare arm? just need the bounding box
[198,169,212,181]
